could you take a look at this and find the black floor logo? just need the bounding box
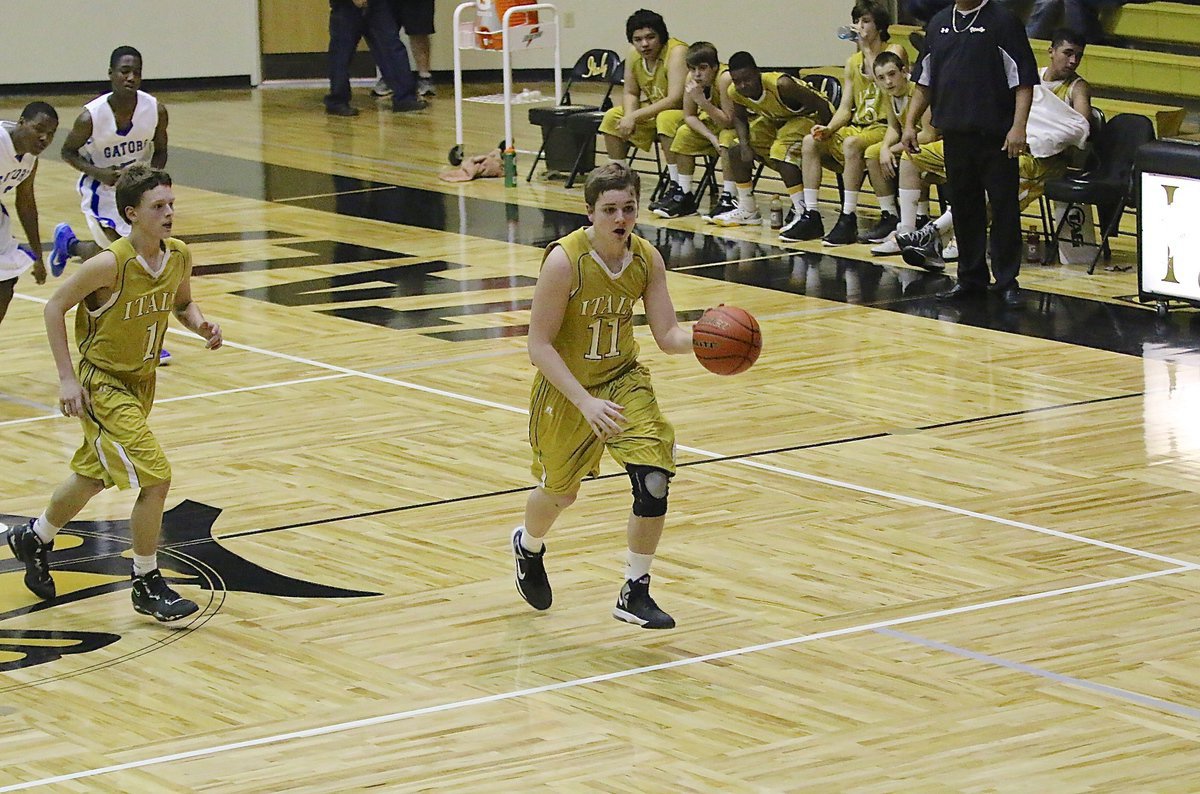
[0,501,377,672]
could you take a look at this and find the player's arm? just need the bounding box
[915,108,937,145]
[814,64,856,139]
[60,110,119,186]
[1071,78,1096,137]
[778,76,833,125]
[172,256,222,349]
[700,72,734,129]
[901,84,930,153]
[682,79,719,149]
[642,248,690,355]
[878,104,901,178]
[14,162,46,285]
[151,102,169,168]
[528,248,626,438]
[43,251,119,416]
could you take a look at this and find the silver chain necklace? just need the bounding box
[952,0,988,33]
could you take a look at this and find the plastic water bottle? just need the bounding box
[503,146,517,187]
[836,25,858,42]
[769,196,785,229]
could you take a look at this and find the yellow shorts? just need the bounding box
[529,364,676,495]
[598,106,683,151]
[740,116,819,166]
[821,123,888,165]
[670,117,737,157]
[1018,153,1068,210]
[905,139,945,181]
[70,360,170,490]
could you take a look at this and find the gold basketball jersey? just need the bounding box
[630,37,686,104]
[76,236,189,380]
[541,227,655,389]
[1040,67,1081,104]
[728,72,827,123]
[848,50,887,127]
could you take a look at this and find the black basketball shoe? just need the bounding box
[613,574,675,629]
[511,527,552,610]
[131,569,199,622]
[5,520,55,600]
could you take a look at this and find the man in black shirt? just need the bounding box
[902,0,1039,307]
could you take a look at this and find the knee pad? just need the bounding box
[627,465,671,518]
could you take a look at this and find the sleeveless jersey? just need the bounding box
[76,91,158,194]
[629,37,686,104]
[76,236,189,381]
[1039,67,1081,105]
[0,123,37,200]
[541,227,655,388]
[848,50,887,127]
[728,72,827,123]
[890,80,916,128]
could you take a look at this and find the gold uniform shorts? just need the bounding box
[70,360,170,490]
[529,364,676,495]
[669,115,738,157]
[819,123,888,165]
[598,106,685,151]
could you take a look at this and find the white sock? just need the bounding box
[737,185,756,213]
[842,191,859,215]
[803,189,819,213]
[32,513,61,544]
[418,71,432,79]
[898,188,921,234]
[678,173,693,194]
[517,526,544,553]
[918,200,930,217]
[934,211,954,234]
[625,551,655,583]
[132,553,158,577]
[667,164,680,183]
[723,180,736,195]
[879,195,897,215]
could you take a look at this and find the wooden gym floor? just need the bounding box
[2,82,1200,791]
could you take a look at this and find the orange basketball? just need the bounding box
[692,305,762,376]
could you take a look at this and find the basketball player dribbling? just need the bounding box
[511,161,692,629]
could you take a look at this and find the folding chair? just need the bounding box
[1038,106,1106,246]
[1042,113,1154,274]
[526,49,623,181]
[562,60,627,188]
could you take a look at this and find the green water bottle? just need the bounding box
[503,147,517,187]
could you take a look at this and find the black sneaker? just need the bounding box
[822,212,859,246]
[702,191,736,221]
[895,221,940,252]
[655,190,698,219]
[901,235,945,271]
[779,210,823,242]
[859,211,898,243]
[613,574,675,629]
[512,527,552,610]
[5,520,55,600]
[131,569,198,622]
[649,182,680,214]
[914,214,931,232]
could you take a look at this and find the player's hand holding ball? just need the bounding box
[692,305,762,375]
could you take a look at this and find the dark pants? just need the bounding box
[326,0,417,109]
[943,131,1022,291]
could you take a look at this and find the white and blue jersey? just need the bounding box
[75,90,159,244]
[0,122,38,278]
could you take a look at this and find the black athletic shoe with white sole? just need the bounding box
[511,527,552,610]
[131,569,198,622]
[613,574,675,629]
[5,520,55,600]
[859,211,898,243]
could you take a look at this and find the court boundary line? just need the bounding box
[0,566,1186,791]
